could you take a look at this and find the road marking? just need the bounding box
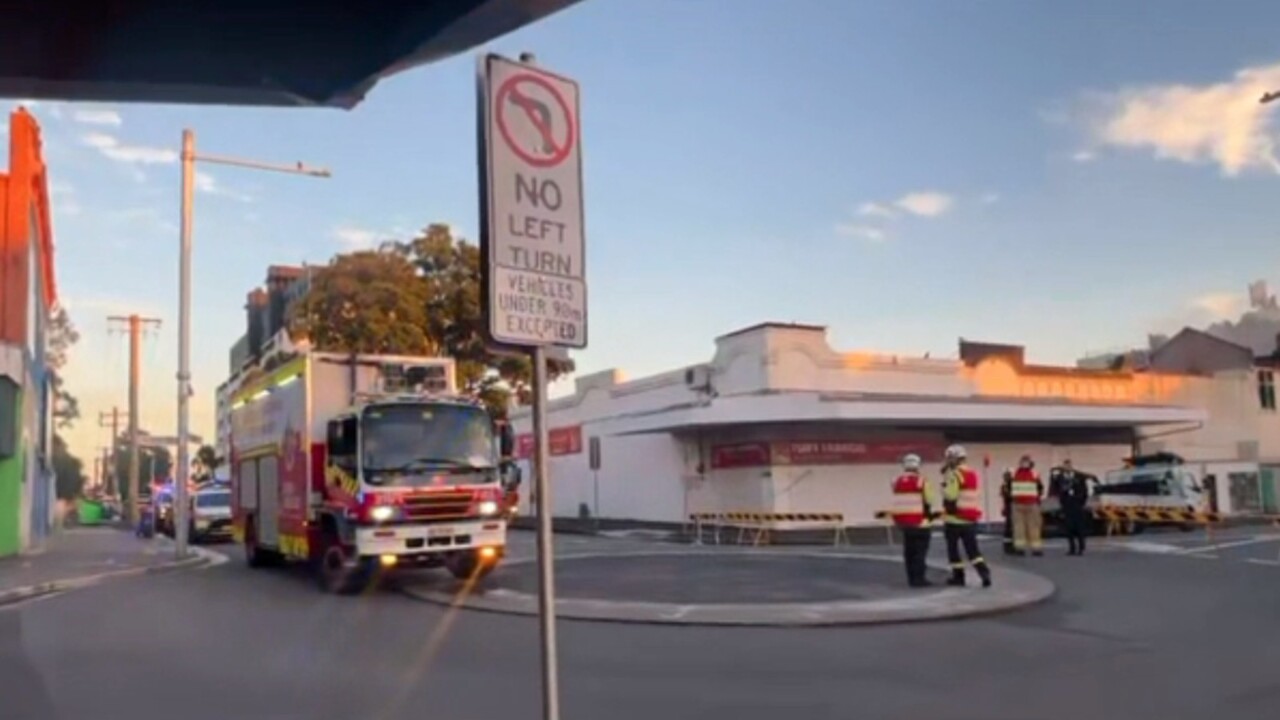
[1179,536,1280,554]
[1245,558,1280,567]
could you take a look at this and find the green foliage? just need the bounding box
[194,444,221,481]
[113,434,173,500]
[47,306,80,429]
[52,433,84,501]
[289,251,434,355]
[296,223,574,416]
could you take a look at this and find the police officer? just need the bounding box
[890,453,936,588]
[1058,459,1091,556]
[941,445,992,588]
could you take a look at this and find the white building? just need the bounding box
[511,322,1280,525]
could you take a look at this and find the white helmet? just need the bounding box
[901,453,922,471]
[945,444,967,462]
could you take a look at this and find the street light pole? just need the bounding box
[174,128,330,560]
[177,130,195,558]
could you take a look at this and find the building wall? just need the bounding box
[0,109,57,557]
[512,324,1205,525]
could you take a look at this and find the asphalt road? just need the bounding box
[4,528,1280,720]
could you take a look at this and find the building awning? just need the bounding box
[0,0,582,107]
[608,392,1207,436]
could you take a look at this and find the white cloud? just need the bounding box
[1071,150,1096,163]
[857,202,897,219]
[894,191,954,217]
[981,191,1000,204]
[194,171,253,202]
[1085,61,1280,176]
[835,223,887,243]
[1191,292,1246,320]
[333,225,385,250]
[80,131,177,164]
[72,108,123,127]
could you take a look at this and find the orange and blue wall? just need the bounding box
[0,108,58,557]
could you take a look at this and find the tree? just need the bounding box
[47,306,81,428]
[52,434,85,501]
[47,305,86,499]
[288,251,433,355]
[293,223,575,416]
[390,223,574,413]
[114,435,173,501]
[194,444,222,481]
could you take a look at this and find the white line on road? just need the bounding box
[1245,558,1280,567]
[1179,536,1280,555]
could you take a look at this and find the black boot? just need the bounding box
[978,565,992,588]
[946,570,966,587]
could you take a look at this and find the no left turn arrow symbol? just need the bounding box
[496,73,575,168]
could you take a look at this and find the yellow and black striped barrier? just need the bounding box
[1091,505,1222,538]
[689,512,847,547]
[1092,506,1222,524]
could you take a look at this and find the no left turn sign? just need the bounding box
[479,54,587,350]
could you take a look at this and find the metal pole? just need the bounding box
[515,49,561,720]
[175,128,195,559]
[531,344,560,720]
[128,315,141,527]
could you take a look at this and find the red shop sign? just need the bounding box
[774,440,944,466]
[710,442,772,469]
[516,425,584,459]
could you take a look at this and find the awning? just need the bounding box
[607,392,1208,436]
[0,0,582,107]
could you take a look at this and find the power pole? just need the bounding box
[108,314,162,526]
[97,407,121,495]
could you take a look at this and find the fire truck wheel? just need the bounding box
[317,536,376,595]
[446,550,494,581]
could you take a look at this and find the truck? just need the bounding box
[227,351,517,594]
[1041,452,1210,535]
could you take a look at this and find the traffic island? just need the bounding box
[399,550,1055,626]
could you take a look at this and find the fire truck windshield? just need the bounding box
[361,403,497,484]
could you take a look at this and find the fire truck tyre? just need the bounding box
[317,536,376,595]
[446,550,494,581]
[245,517,283,569]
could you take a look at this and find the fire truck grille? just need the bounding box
[401,492,473,521]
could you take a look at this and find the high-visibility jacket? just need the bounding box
[942,465,983,523]
[1009,468,1042,505]
[890,472,934,528]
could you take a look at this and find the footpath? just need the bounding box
[0,526,211,608]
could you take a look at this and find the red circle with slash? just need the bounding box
[496,73,575,168]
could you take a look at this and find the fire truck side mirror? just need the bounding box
[498,422,515,459]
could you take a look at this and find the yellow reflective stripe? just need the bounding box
[279,534,310,559]
[1011,481,1038,496]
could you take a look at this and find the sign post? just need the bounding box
[478,50,585,720]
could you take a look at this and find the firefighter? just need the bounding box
[1001,467,1015,554]
[1009,454,1045,556]
[890,453,936,588]
[941,445,992,588]
[1058,459,1091,556]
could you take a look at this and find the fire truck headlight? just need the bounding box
[370,505,396,522]
[478,500,499,517]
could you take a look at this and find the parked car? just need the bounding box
[189,484,233,543]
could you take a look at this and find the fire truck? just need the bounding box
[227,351,516,594]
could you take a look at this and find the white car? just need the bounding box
[190,485,233,543]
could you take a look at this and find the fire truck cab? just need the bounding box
[228,351,516,595]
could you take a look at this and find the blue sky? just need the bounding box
[10,0,1280,465]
